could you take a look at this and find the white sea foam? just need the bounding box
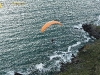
[6,71,14,75]
[96,15,100,26]
[98,15,100,20]
[68,41,81,52]
[54,60,61,71]
[6,71,25,75]
[84,37,91,42]
[96,0,99,1]
[73,23,82,30]
[68,46,72,52]
[55,60,60,65]
[50,55,62,60]
[35,63,44,71]
[72,42,81,47]
[83,35,91,42]
[49,52,72,64]
[49,41,81,63]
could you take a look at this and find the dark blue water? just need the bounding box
[0,0,100,75]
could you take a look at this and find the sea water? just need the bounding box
[0,0,100,75]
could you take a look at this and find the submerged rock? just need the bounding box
[82,23,100,39]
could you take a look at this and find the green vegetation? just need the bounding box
[96,26,100,32]
[56,39,100,75]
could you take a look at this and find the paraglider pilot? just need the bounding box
[51,39,54,43]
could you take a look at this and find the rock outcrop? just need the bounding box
[14,72,22,75]
[82,23,100,39]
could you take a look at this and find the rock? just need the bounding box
[71,54,76,58]
[60,63,67,72]
[82,23,100,39]
[14,72,23,75]
[71,58,80,64]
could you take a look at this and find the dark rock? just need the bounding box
[14,72,23,75]
[82,23,96,32]
[82,23,100,39]
[78,45,86,52]
[71,58,80,64]
[60,63,67,72]
[71,54,76,58]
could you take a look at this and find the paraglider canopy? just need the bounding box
[41,20,62,32]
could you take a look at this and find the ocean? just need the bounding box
[0,0,100,75]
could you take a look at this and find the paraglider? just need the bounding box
[41,20,62,32]
[51,38,54,43]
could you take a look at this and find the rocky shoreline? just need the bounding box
[58,45,88,73]
[56,23,100,75]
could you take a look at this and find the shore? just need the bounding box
[56,39,100,75]
[55,24,100,75]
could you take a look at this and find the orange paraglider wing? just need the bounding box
[41,20,62,32]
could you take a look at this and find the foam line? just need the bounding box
[96,15,100,26]
[7,71,14,75]
[50,55,62,60]
[83,35,91,42]
[73,24,82,29]
[68,42,81,52]
[35,63,44,71]
[72,42,81,47]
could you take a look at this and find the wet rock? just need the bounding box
[82,23,100,39]
[78,45,86,52]
[60,63,67,72]
[14,72,22,75]
[71,58,80,64]
[71,54,76,58]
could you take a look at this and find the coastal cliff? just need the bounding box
[56,24,100,75]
